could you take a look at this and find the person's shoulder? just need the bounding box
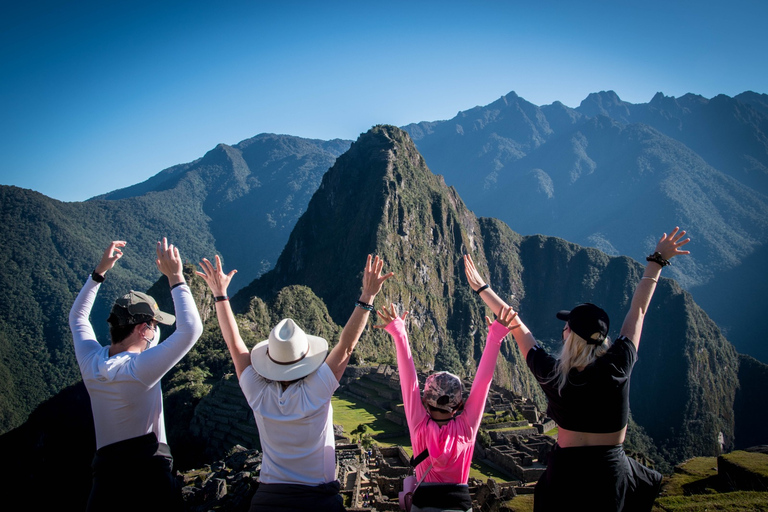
[526,343,552,363]
[239,365,267,390]
[610,335,637,357]
[311,362,338,383]
[304,363,339,392]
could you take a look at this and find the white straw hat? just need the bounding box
[251,318,329,381]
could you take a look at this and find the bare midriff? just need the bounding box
[556,425,627,448]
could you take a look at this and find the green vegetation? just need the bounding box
[469,460,513,484]
[483,410,524,424]
[500,494,534,512]
[722,450,768,478]
[544,427,558,437]
[331,393,405,442]
[652,454,768,511]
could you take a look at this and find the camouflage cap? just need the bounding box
[422,371,463,413]
[109,290,175,327]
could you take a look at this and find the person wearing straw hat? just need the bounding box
[196,253,393,512]
[69,239,204,512]
[464,227,691,512]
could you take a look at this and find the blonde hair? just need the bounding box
[547,330,611,395]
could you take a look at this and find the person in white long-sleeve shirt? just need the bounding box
[69,239,203,512]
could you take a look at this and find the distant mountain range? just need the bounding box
[0,91,766,472]
[402,90,768,362]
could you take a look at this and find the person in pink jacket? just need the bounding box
[375,260,519,512]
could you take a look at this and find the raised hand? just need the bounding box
[156,237,184,285]
[374,303,408,329]
[361,254,394,301]
[95,241,127,275]
[489,305,520,330]
[463,254,487,292]
[654,227,691,261]
[196,255,237,296]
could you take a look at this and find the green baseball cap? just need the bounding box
[109,290,175,326]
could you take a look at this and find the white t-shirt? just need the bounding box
[239,363,339,485]
[69,277,203,449]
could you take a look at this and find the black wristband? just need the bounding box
[474,284,490,295]
[355,300,374,312]
[91,270,105,283]
[646,252,670,267]
[170,282,185,290]
[214,295,229,303]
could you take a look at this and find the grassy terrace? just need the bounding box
[332,393,405,442]
[651,455,768,511]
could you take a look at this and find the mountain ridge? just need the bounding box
[401,89,768,362]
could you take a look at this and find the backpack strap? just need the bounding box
[410,448,429,468]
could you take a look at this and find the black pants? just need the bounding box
[249,481,345,512]
[534,444,662,512]
[87,433,181,512]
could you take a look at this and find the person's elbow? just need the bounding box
[177,315,204,341]
[190,317,204,340]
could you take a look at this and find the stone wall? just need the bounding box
[189,374,259,460]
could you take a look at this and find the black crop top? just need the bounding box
[526,335,637,433]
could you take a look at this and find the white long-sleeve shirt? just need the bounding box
[69,276,203,449]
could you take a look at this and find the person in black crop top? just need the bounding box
[464,227,691,512]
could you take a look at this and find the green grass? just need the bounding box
[721,450,768,478]
[651,455,768,511]
[500,494,534,512]
[655,491,768,511]
[661,457,719,497]
[469,459,513,483]
[331,392,405,439]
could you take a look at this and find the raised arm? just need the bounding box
[463,306,517,430]
[375,304,427,428]
[196,255,250,378]
[132,239,203,387]
[464,254,537,359]
[325,254,394,382]
[620,227,690,349]
[70,241,127,362]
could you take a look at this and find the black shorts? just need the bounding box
[534,444,662,512]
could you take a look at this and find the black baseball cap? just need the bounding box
[557,303,609,345]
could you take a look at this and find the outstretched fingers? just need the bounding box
[363,254,394,294]
[657,227,692,259]
[196,255,236,295]
[497,305,520,330]
[373,303,408,329]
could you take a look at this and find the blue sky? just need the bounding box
[2,0,766,202]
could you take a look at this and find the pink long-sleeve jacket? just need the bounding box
[385,318,509,483]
